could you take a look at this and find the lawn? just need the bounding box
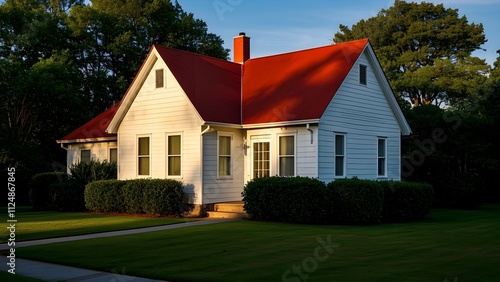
[16,205,500,282]
[0,206,192,243]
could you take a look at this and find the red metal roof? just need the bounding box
[154,45,242,125]
[60,39,369,142]
[58,103,119,142]
[242,39,368,124]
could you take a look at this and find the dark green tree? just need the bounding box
[334,0,489,107]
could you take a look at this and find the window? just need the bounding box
[138,137,150,176]
[155,69,164,88]
[109,148,117,163]
[167,135,181,176]
[81,149,91,163]
[253,142,270,179]
[378,138,387,177]
[279,136,295,176]
[359,64,367,85]
[218,135,232,177]
[334,134,346,177]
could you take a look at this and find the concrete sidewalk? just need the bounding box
[1,218,238,281]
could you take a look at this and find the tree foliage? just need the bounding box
[334,0,489,107]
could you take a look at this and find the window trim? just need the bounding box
[155,69,164,88]
[109,147,117,163]
[359,64,367,85]
[137,135,151,177]
[377,137,387,177]
[166,133,182,178]
[278,134,296,177]
[334,133,346,178]
[80,149,91,163]
[217,132,233,179]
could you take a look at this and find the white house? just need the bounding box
[57,33,411,208]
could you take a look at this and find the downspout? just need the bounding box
[200,125,211,207]
[306,124,313,144]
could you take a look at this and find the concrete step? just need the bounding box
[214,201,245,213]
[206,211,248,219]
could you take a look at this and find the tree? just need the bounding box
[334,0,489,107]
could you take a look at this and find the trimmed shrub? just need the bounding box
[380,181,433,222]
[84,179,184,216]
[51,179,86,211]
[327,178,384,225]
[69,160,117,186]
[85,180,126,212]
[242,176,329,224]
[29,172,67,210]
[431,171,483,209]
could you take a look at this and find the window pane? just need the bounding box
[81,150,91,163]
[168,135,181,155]
[279,136,294,155]
[219,156,231,176]
[138,137,149,155]
[280,157,294,176]
[156,69,164,88]
[378,139,386,157]
[360,65,367,85]
[378,158,386,176]
[335,156,344,176]
[109,148,117,163]
[335,135,344,155]
[219,136,231,155]
[138,157,150,175]
[168,156,181,176]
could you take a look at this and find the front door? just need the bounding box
[252,141,270,179]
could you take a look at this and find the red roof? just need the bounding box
[58,103,119,142]
[60,39,369,142]
[155,45,242,124]
[242,39,368,124]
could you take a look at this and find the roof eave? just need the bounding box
[242,119,320,129]
[56,136,117,144]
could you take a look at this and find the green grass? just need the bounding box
[0,272,46,282]
[0,206,192,243]
[16,205,500,282]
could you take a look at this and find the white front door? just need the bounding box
[251,140,271,179]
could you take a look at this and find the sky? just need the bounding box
[176,0,500,66]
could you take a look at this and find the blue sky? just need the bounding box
[176,0,500,66]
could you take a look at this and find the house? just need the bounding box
[57,33,411,209]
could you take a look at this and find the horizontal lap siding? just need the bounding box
[67,141,117,172]
[118,58,203,204]
[318,50,401,183]
[202,129,245,203]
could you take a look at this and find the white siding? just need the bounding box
[117,57,204,204]
[244,125,318,184]
[202,128,245,203]
[67,141,118,172]
[318,50,402,183]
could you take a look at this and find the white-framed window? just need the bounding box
[167,134,182,177]
[278,135,295,176]
[218,133,232,178]
[81,149,91,163]
[378,138,387,177]
[359,64,367,85]
[155,69,164,88]
[137,136,150,176]
[334,133,346,177]
[109,148,117,163]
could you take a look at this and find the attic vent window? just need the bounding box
[359,64,367,85]
[155,69,164,88]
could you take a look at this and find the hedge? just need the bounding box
[51,179,86,211]
[380,181,433,222]
[327,178,384,225]
[242,176,329,224]
[29,172,67,210]
[85,179,184,216]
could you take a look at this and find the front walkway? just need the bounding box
[1,218,239,281]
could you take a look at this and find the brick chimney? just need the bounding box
[233,32,250,63]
